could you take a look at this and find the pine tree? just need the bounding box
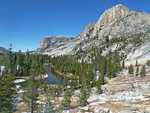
[39,75,43,93]
[140,65,146,77]
[146,60,150,66]
[100,57,105,84]
[24,60,39,113]
[44,91,55,113]
[107,57,111,76]
[61,89,72,109]
[0,44,15,113]
[96,76,102,94]
[0,73,15,112]
[63,76,68,89]
[43,80,47,93]
[17,49,24,76]
[136,60,138,67]
[24,66,29,76]
[8,43,14,71]
[111,62,115,78]
[86,69,92,92]
[37,86,55,113]
[78,82,89,106]
[122,59,125,68]
[136,66,139,76]
[24,75,39,113]
[56,79,62,97]
[105,36,110,47]
[70,76,78,93]
[128,64,134,74]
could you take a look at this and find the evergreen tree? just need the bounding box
[43,80,47,93]
[24,75,39,113]
[0,73,15,113]
[0,44,15,113]
[128,64,134,74]
[78,82,89,106]
[24,60,39,113]
[8,43,14,71]
[61,89,72,109]
[105,36,110,47]
[111,62,115,78]
[136,66,139,76]
[39,75,43,93]
[37,86,55,113]
[96,76,102,94]
[140,65,146,77]
[70,76,78,93]
[44,91,55,113]
[136,60,138,67]
[24,66,29,76]
[146,60,150,66]
[56,79,62,97]
[63,76,68,89]
[100,57,105,84]
[17,49,24,76]
[107,57,111,76]
[105,36,110,43]
[122,59,125,69]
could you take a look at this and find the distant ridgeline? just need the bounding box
[0,46,8,54]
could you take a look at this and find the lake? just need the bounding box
[17,66,64,87]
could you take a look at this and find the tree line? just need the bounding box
[2,43,148,112]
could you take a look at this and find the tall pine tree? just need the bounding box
[140,65,146,77]
[61,89,72,109]
[128,64,134,74]
[0,44,15,113]
[24,59,39,113]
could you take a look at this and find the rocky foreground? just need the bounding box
[62,66,150,113]
[14,65,150,113]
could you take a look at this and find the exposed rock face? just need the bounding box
[36,36,73,54]
[93,4,132,36]
[126,39,150,65]
[36,4,150,64]
[90,4,150,39]
[0,46,8,53]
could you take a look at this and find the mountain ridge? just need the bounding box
[0,46,8,53]
[36,4,150,65]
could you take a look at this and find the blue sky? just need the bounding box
[0,0,150,52]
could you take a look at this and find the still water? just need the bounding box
[17,66,64,87]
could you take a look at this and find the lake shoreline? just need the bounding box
[49,63,73,78]
[14,74,48,84]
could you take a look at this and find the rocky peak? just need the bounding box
[93,4,133,35]
[98,4,132,25]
